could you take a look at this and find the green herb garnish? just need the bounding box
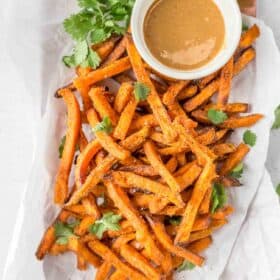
[276,184,280,196]
[58,136,66,158]
[230,162,244,179]
[272,105,280,129]
[207,109,228,125]
[88,212,122,239]
[211,183,227,213]
[177,260,196,272]
[242,22,249,32]
[63,40,101,68]
[62,0,135,67]
[92,116,113,134]
[54,220,79,245]
[134,82,151,101]
[243,130,257,147]
[168,216,182,226]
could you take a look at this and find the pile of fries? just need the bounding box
[36,25,262,279]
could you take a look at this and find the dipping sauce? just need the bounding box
[144,0,225,70]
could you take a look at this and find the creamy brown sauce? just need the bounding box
[144,0,225,70]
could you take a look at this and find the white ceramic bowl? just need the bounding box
[131,0,242,80]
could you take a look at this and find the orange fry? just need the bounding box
[218,57,234,106]
[175,162,216,244]
[75,139,102,188]
[239,24,260,50]
[220,114,263,128]
[96,262,112,280]
[36,226,56,260]
[54,89,81,204]
[114,82,134,113]
[113,98,137,140]
[74,56,131,88]
[184,79,219,112]
[220,143,250,175]
[89,87,119,126]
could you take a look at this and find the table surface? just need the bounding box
[1,1,280,278]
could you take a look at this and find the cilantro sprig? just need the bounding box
[133,82,151,101]
[168,216,182,226]
[211,183,227,213]
[177,260,196,272]
[88,212,122,239]
[54,220,80,245]
[92,116,113,134]
[63,0,135,68]
[276,184,280,197]
[230,162,244,179]
[272,104,280,129]
[207,109,228,125]
[243,130,257,147]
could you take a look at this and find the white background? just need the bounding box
[0,0,280,278]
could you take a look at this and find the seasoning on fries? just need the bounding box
[36,20,262,279]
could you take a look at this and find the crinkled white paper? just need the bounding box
[3,0,280,278]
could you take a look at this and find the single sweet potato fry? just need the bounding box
[220,143,250,175]
[220,114,263,128]
[36,226,56,260]
[218,57,234,106]
[89,87,119,126]
[183,79,219,112]
[74,57,131,88]
[114,82,134,113]
[54,89,81,204]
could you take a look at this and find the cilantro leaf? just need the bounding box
[211,183,227,213]
[93,116,113,134]
[230,162,244,179]
[168,216,182,226]
[243,130,257,147]
[54,221,79,245]
[81,48,101,68]
[276,184,280,197]
[74,40,89,65]
[272,105,280,129]
[58,136,66,158]
[177,260,196,272]
[134,82,151,101]
[90,29,109,44]
[63,41,101,69]
[242,22,249,32]
[88,212,122,239]
[207,109,228,125]
[63,11,94,41]
[62,55,76,68]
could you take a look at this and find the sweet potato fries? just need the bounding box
[36,25,262,279]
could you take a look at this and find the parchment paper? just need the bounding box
[3,0,280,279]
